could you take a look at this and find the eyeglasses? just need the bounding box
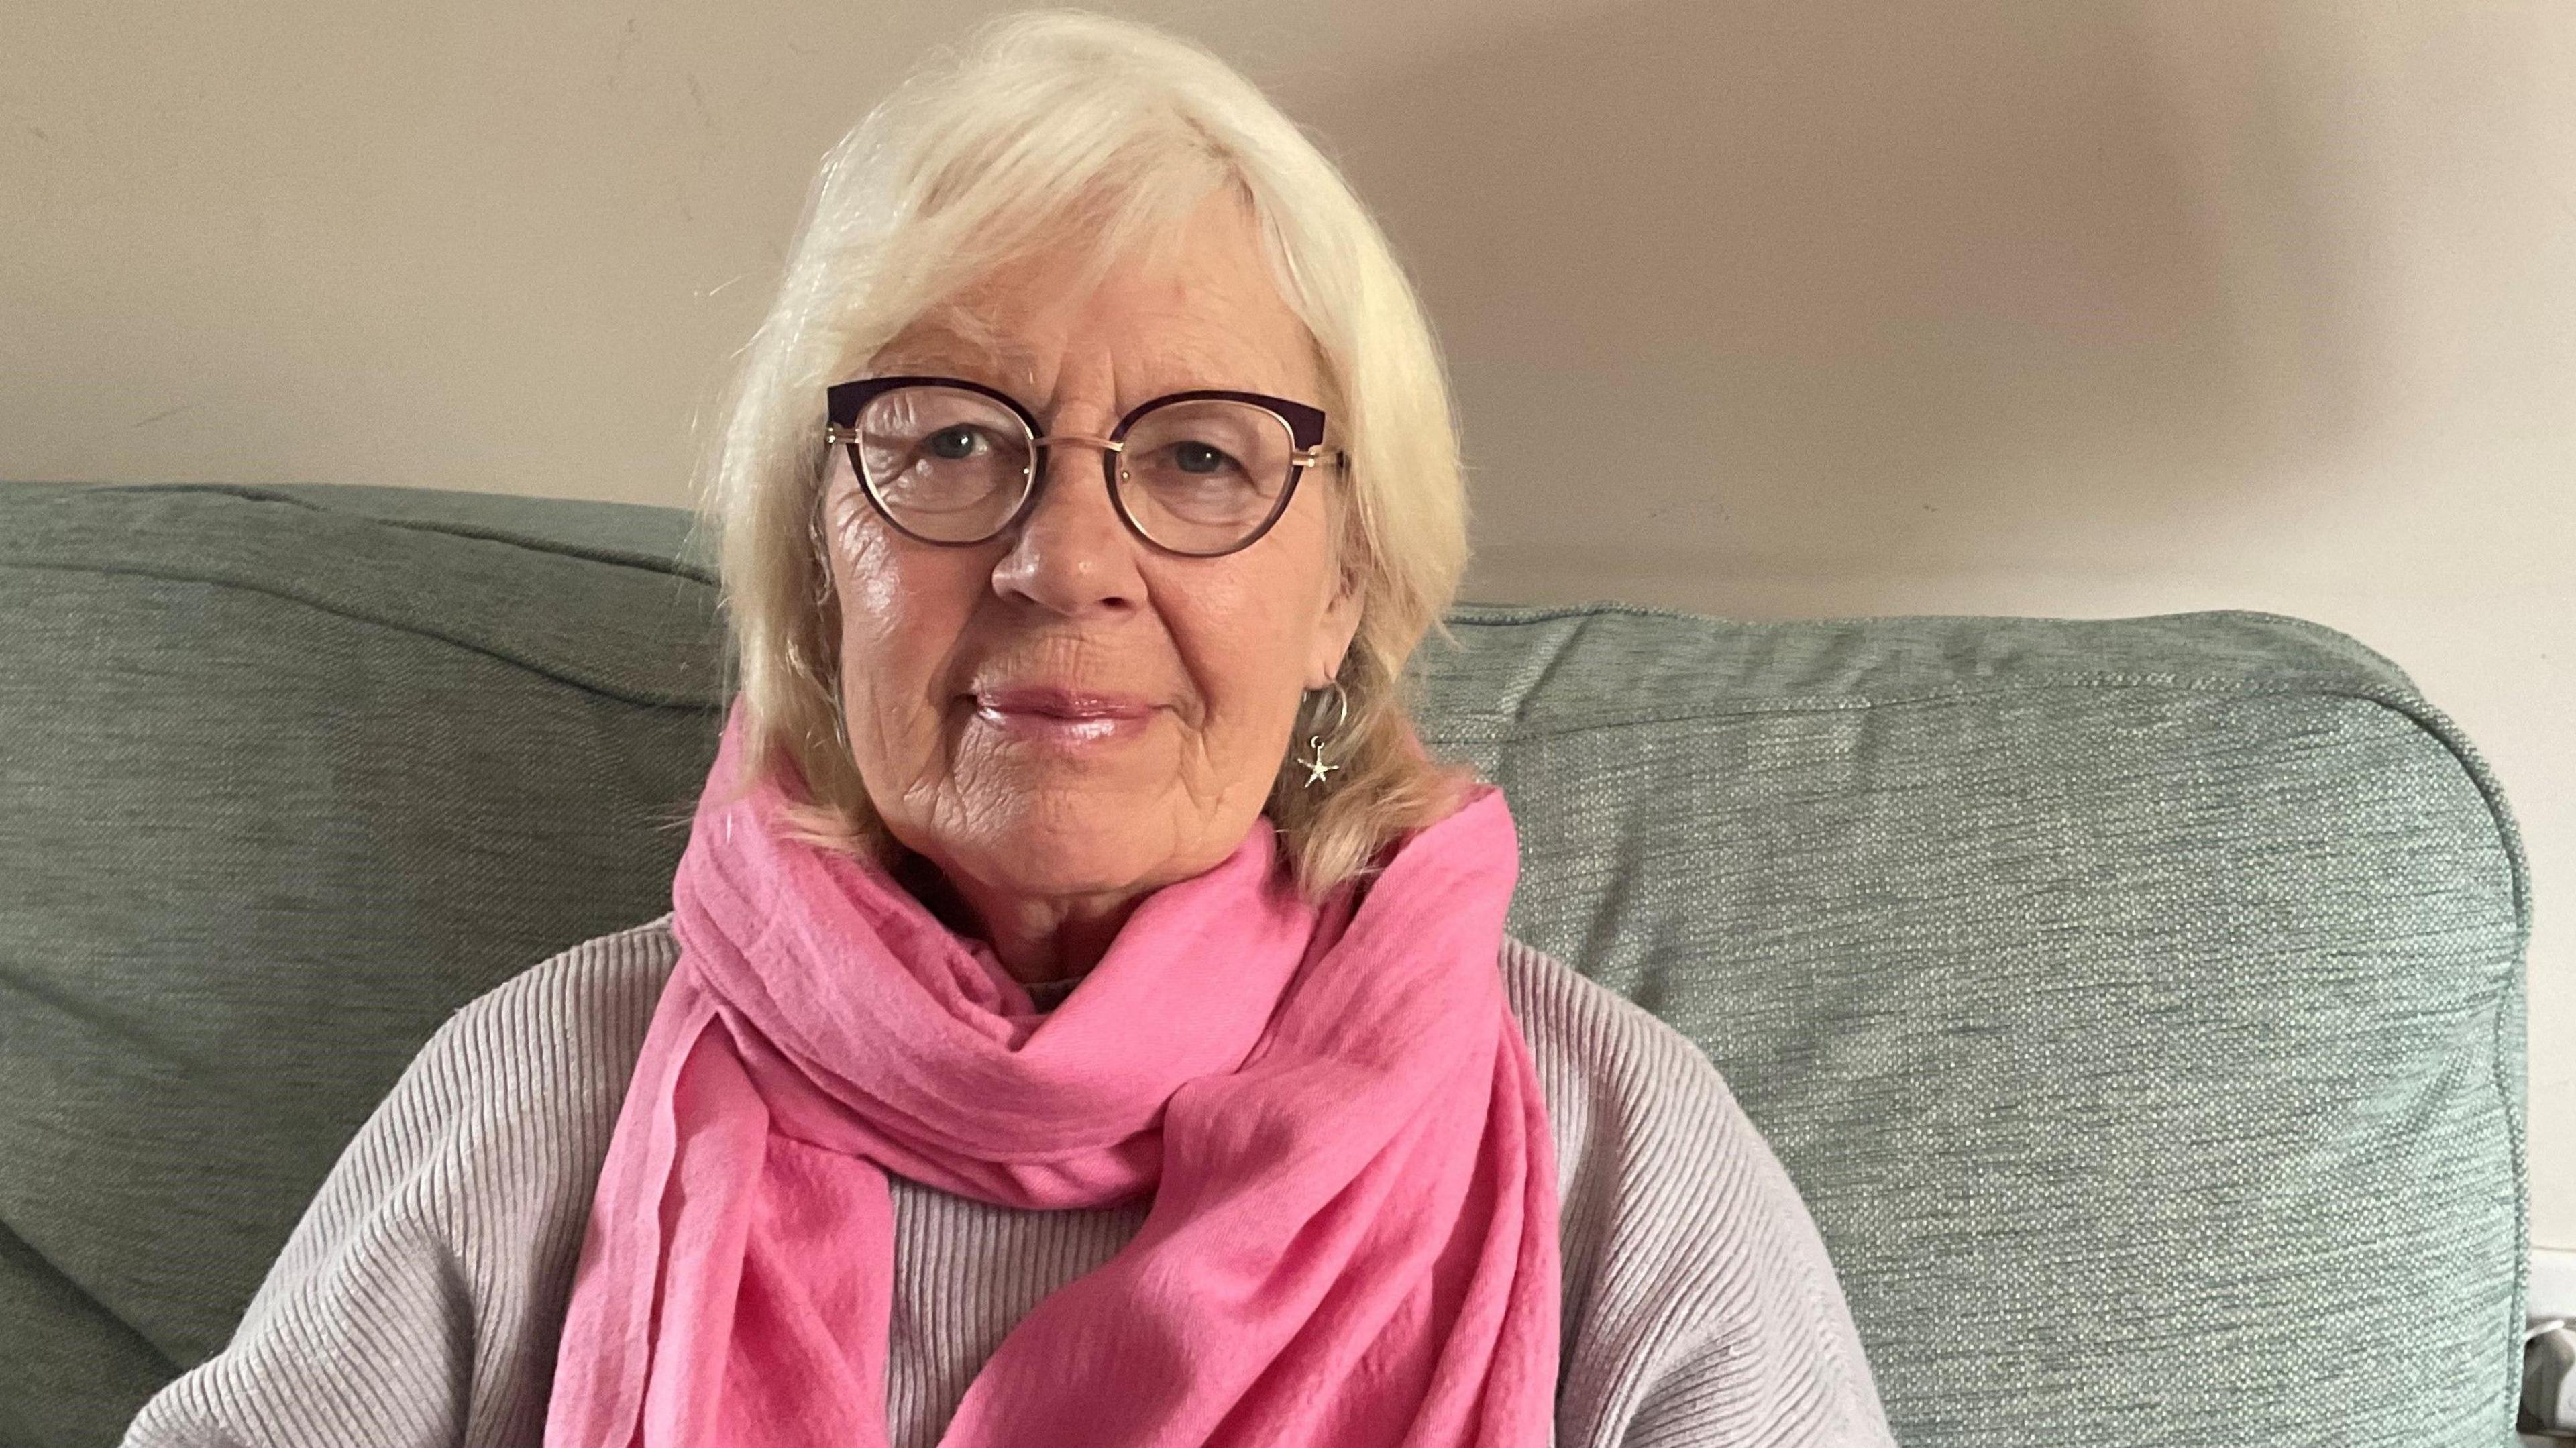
[823,374,1347,558]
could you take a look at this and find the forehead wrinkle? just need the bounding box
[1116,334,1289,401]
[881,315,1301,410]
[873,304,1043,392]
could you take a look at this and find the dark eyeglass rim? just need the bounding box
[822,373,1346,559]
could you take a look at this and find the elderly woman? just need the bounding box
[127,13,1892,1448]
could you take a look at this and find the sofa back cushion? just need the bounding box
[0,482,2527,1447]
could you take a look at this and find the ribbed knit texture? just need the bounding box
[122,915,1893,1448]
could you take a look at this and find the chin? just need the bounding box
[947,786,1234,901]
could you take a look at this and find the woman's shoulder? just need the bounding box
[299,911,685,1256]
[121,918,688,1447]
[370,913,684,1171]
[1495,935,1898,1447]
[1495,934,1803,1265]
[435,912,682,1087]
[250,911,685,1313]
[1495,934,1748,1132]
[1493,931,1800,1246]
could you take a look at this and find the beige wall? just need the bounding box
[6,2,2569,1243]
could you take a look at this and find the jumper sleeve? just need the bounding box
[121,923,676,1448]
[1503,939,1897,1448]
[1606,1062,1896,1448]
[122,1007,488,1448]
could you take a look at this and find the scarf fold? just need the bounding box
[544,697,1560,1447]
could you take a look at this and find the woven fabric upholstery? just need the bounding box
[0,481,2528,1447]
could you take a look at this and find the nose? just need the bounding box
[987,431,1146,617]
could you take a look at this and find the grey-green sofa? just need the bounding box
[0,480,2530,1446]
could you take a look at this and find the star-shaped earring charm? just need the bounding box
[1300,740,1340,788]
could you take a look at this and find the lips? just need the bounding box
[967,684,1161,749]
[971,685,1158,720]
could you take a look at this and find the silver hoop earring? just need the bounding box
[1297,681,1350,789]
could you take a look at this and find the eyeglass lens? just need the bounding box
[849,384,1299,554]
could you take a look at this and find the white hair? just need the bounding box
[690,8,1474,895]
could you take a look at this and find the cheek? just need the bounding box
[1162,524,1339,755]
[826,494,983,765]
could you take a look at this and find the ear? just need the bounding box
[1306,567,1364,690]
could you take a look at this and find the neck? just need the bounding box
[893,854,1143,986]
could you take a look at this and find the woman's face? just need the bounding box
[819,190,1362,915]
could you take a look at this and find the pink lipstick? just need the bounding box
[969,686,1159,750]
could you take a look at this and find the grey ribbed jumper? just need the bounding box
[123,915,1896,1447]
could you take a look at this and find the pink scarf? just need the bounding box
[543,698,1560,1447]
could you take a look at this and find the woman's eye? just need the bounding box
[1173,441,1233,474]
[926,427,983,461]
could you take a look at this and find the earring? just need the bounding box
[1298,681,1350,789]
